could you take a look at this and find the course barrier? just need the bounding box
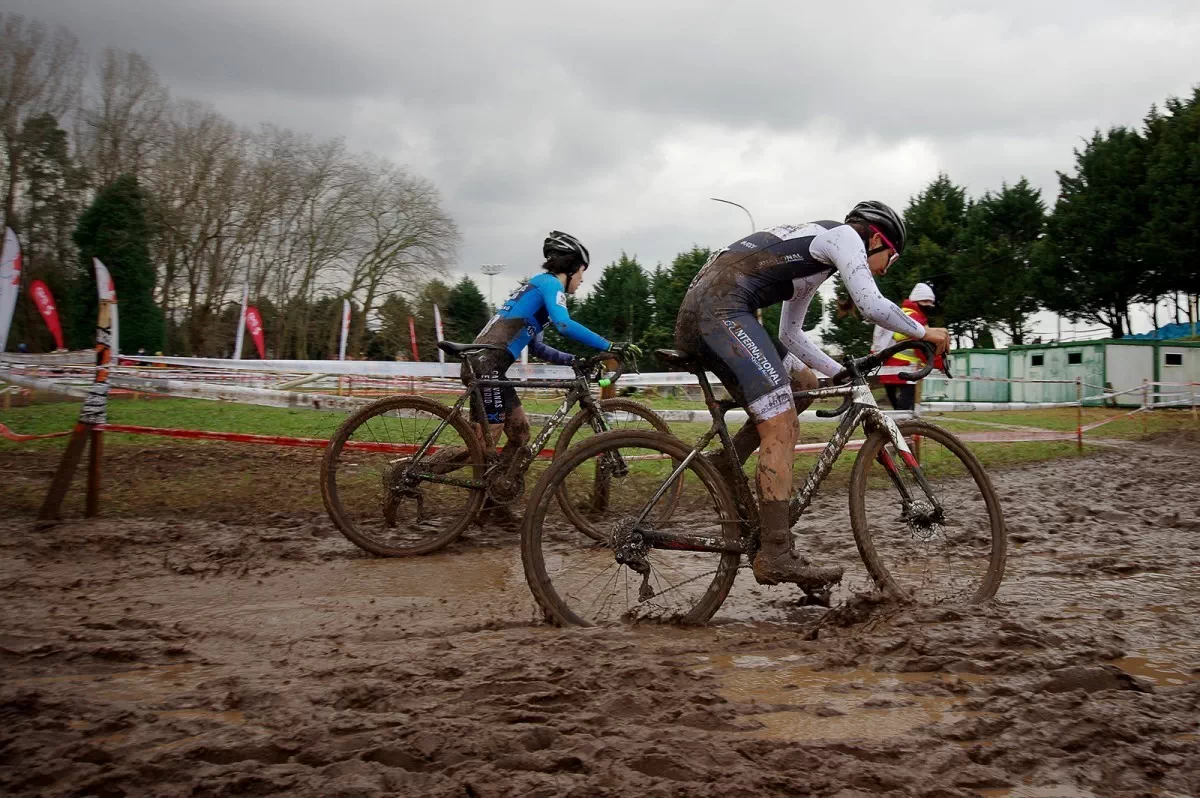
[4,352,1196,477]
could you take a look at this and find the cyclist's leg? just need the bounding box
[726,340,819,464]
[464,352,518,449]
[697,312,842,589]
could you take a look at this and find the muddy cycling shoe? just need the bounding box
[479,500,519,530]
[752,549,844,591]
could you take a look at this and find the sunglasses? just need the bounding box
[868,225,900,266]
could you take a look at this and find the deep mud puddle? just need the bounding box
[697,652,992,742]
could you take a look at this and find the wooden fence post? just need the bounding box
[37,290,114,526]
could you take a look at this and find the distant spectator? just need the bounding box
[879,283,943,411]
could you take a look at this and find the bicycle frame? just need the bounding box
[404,355,614,490]
[635,375,934,557]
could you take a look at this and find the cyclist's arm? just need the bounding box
[528,330,575,366]
[810,225,925,338]
[535,276,611,351]
[779,292,843,378]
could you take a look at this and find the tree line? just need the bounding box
[2,13,457,357]
[830,90,1200,356]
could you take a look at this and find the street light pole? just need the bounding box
[710,197,756,235]
[480,263,505,309]
[711,198,761,321]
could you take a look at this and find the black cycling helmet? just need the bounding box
[543,230,590,270]
[846,200,907,254]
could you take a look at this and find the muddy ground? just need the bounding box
[1,435,1198,797]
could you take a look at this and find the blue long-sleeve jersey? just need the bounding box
[474,272,609,363]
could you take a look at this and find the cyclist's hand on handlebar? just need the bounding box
[607,342,641,360]
[922,327,950,356]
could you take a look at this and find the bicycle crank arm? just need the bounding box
[642,529,745,555]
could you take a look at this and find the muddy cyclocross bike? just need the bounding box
[320,341,674,557]
[519,340,1007,626]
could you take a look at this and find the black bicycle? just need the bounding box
[519,340,1007,625]
[320,342,673,556]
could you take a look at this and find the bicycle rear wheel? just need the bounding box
[849,420,1006,603]
[553,398,680,541]
[321,395,486,556]
[522,430,742,626]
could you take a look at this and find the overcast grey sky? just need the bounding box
[7,0,1200,338]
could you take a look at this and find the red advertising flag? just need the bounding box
[245,306,266,359]
[407,315,419,361]
[29,279,65,350]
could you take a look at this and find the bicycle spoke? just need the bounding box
[523,432,741,626]
[322,397,484,557]
[851,421,1006,604]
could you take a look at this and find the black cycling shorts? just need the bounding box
[461,350,519,425]
[694,312,795,423]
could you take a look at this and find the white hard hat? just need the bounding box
[909,282,935,303]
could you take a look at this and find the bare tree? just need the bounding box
[79,48,169,189]
[146,99,246,354]
[343,158,458,353]
[2,17,461,357]
[0,13,83,229]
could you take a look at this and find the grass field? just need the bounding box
[3,384,1196,521]
[3,386,1196,456]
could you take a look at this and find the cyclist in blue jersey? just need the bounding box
[464,231,637,460]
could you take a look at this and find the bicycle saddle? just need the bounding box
[655,349,697,369]
[437,341,508,357]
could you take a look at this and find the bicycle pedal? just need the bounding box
[638,577,655,602]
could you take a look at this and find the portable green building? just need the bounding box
[1007,340,1200,406]
[921,349,1010,403]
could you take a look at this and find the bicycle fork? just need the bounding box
[863,407,946,530]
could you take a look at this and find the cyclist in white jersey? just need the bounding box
[675,201,949,590]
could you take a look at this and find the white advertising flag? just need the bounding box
[339,298,351,361]
[93,258,119,359]
[234,283,249,359]
[0,227,22,352]
[433,303,445,363]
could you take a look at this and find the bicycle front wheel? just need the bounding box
[554,398,679,541]
[522,430,742,627]
[849,420,1006,603]
[321,395,486,557]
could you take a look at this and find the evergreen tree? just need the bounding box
[413,279,452,361]
[1035,127,1150,338]
[444,276,490,349]
[69,173,164,351]
[374,294,414,360]
[1144,89,1200,300]
[643,245,710,353]
[949,179,1045,344]
[574,253,652,347]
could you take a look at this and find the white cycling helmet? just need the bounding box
[909,282,935,303]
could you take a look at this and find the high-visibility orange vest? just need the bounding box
[880,300,942,385]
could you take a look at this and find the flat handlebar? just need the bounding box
[575,349,637,387]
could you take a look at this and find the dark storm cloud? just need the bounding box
[5,0,1199,319]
